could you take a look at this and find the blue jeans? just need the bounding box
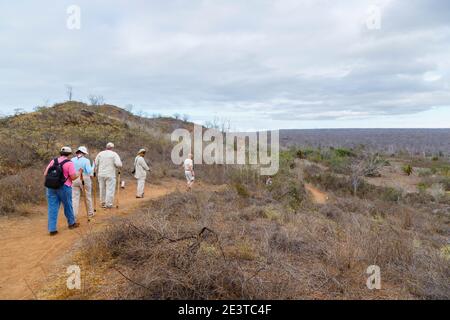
[46,185,76,232]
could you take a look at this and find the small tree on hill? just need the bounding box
[88,95,104,106]
[66,85,73,101]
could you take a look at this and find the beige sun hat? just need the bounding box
[137,148,146,155]
[60,146,73,154]
[106,142,115,149]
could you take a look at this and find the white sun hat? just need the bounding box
[138,148,146,154]
[76,146,89,155]
[106,142,115,148]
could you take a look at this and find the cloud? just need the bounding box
[0,0,449,129]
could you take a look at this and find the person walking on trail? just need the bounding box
[134,148,150,198]
[44,146,80,236]
[94,142,122,209]
[71,146,94,218]
[183,153,195,191]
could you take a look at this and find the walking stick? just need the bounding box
[80,172,91,222]
[92,172,97,213]
[116,171,121,209]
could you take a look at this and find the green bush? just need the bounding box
[333,148,354,158]
[381,187,402,202]
[402,164,413,176]
[234,183,250,198]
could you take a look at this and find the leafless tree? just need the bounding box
[13,108,25,116]
[125,104,134,114]
[348,152,386,195]
[349,158,365,196]
[173,113,181,120]
[205,117,231,132]
[66,85,73,101]
[88,95,104,106]
[182,114,190,122]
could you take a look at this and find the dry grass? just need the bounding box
[0,168,45,215]
[0,101,187,215]
[70,182,449,300]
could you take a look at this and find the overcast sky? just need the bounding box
[0,0,449,130]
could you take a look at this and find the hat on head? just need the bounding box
[137,148,146,155]
[60,146,72,154]
[76,146,89,155]
[106,142,115,149]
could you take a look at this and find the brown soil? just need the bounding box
[305,183,328,204]
[0,178,192,299]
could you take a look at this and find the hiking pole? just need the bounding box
[92,172,97,213]
[80,172,91,222]
[116,171,121,209]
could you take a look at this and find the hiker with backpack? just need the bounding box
[134,148,150,198]
[94,142,122,209]
[44,146,80,236]
[71,146,94,219]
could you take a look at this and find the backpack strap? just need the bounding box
[59,159,71,182]
[60,159,70,167]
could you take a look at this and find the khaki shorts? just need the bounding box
[185,171,195,182]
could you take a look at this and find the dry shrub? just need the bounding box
[408,248,450,299]
[78,190,325,299]
[268,175,307,210]
[0,168,45,215]
[77,187,449,300]
[81,204,303,299]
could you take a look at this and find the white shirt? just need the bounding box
[95,150,122,177]
[134,156,150,179]
[184,158,193,171]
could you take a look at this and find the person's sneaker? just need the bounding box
[49,231,58,236]
[69,222,80,229]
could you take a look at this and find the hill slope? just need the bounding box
[0,101,191,173]
[0,101,190,214]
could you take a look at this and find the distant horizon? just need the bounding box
[2,101,449,131]
[279,128,450,131]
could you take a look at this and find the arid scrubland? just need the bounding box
[66,148,449,300]
[1,103,448,299]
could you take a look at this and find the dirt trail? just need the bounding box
[0,178,193,300]
[305,183,328,204]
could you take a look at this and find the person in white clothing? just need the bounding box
[134,148,150,198]
[71,146,95,218]
[183,153,195,190]
[94,142,122,208]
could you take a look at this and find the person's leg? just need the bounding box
[137,178,145,197]
[84,177,94,216]
[105,176,116,207]
[72,178,81,218]
[47,188,60,233]
[185,172,194,190]
[185,172,191,189]
[60,185,76,226]
[98,176,106,207]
